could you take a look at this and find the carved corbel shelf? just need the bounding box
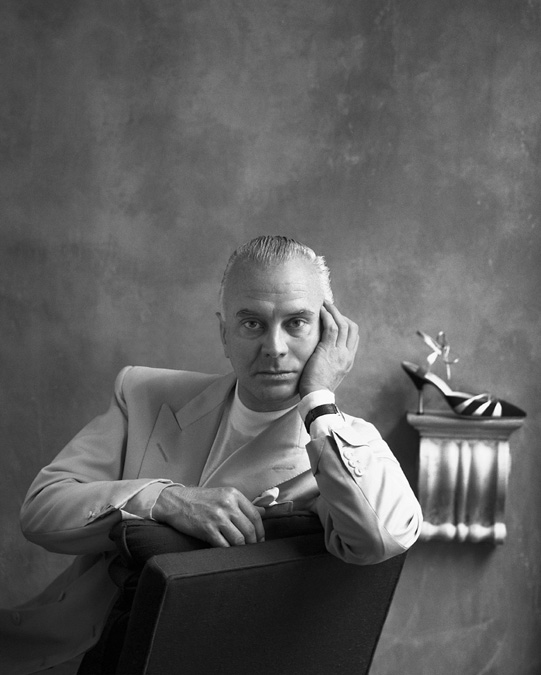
[407,411,524,544]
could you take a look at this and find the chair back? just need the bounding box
[116,533,406,675]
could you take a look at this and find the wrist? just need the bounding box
[304,403,340,433]
[152,484,185,523]
[299,383,328,399]
[298,390,335,421]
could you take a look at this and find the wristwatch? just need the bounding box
[304,403,339,433]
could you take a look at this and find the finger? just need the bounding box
[197,513,250,548]
[319,304,340,346]
[199,528,232,548]
[324,301,359,346]
[323,302,352,347]
[349,330,360,355]
[254,506,266,541]
[219,518,253,546]
[346,320,359,351]
[211,488,264,545]
[237,499,266,542]
[180,512,234,548]
[229,512,259,544]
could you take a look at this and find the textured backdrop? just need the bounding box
[1,2,540,673]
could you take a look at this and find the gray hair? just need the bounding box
[219,235,334,313]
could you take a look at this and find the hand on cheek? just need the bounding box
[298,302,359,398]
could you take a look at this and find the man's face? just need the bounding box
[218,259,324,412]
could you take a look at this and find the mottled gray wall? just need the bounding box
[1,1,540,673]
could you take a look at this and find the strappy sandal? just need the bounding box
[401,331,526,418]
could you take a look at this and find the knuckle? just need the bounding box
[215,488,237,508]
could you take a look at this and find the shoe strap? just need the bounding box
[417,330,459,379]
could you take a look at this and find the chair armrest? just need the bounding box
[144,530,330,577]
[109,514,324,569]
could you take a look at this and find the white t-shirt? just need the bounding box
[200,385,297,485]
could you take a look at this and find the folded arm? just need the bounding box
[301,393,422,565]
[20,367,172,555]
[298,303,422,564]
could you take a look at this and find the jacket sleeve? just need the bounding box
[20,367,173,556]
[305,412,422,565]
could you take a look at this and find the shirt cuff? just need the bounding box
[298,390,336,419]
[120,480,181,521]
[298,390,342,438]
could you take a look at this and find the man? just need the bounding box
[1,236,422,674]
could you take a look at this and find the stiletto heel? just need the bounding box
[400,362,426,414]
[417,387,424,415]
[402,331,526,419]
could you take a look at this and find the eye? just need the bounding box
[241,320,263,331]
[287,318,309,331]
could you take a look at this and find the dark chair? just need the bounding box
[80,518,406,675]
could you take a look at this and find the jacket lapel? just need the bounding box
[140,371,311,500]
[139,373,236,485]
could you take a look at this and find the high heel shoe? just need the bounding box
[401,361,526,418]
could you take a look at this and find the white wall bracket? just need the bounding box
[407,411,524,544]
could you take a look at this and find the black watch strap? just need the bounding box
[304,403,339,433]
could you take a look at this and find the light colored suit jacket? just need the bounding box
[1,366,421,674]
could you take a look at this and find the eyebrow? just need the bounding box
[235,308,317,318]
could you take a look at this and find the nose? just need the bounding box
[262,326,288,358]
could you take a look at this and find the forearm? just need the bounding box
[19,366,165,555]
[300,393,422,564]
[309,430,421,564]
[20,476,175,555]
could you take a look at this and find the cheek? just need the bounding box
[310,321,321,347]
[296,332,319,362]
[228,338,258,369]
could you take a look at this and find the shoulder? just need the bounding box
[118,365,221,390]
[114,365,230,410]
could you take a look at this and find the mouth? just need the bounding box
[256,371,296,379]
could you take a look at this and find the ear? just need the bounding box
[216,312,229,359]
